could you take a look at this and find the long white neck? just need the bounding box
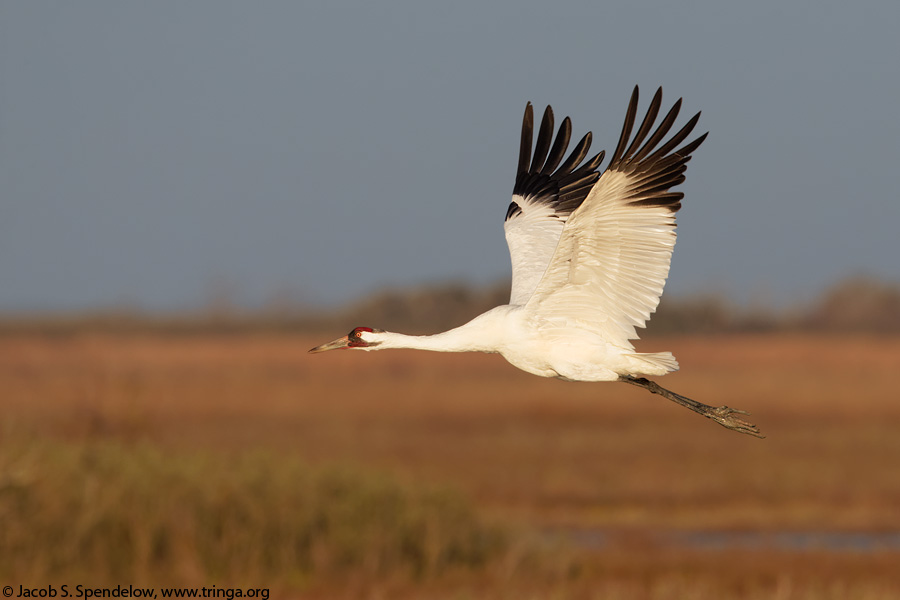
[366,307,510,354]
[374,330,490,353]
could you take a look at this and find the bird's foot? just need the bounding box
[704,405,765,439]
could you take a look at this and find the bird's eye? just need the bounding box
[355,331,363,338]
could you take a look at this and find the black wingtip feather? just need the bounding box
[517,103,534,177]
[541,117,572,174]
[610,86,640,166]
[510,104,605,222]
[646,110,701,162]
[631,98,682,163]
[555,132,592,175]
[604,88,706,213]
[510,88,704,221]
[674,129,708,158]
[531,106,555,173]
[623,87,662,161]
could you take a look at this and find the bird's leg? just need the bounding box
[619,375,764,439]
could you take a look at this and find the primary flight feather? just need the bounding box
[311,86,762,438]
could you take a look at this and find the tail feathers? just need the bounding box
[626,351,679,376]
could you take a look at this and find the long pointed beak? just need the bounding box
[308,335,351,354]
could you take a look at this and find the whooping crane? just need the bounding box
[310,87,762,438]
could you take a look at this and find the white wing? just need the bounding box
[504,103,605,305]
[525,86,707,347]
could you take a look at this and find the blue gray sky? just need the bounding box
[1,1,898,312]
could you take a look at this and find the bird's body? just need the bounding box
[352,305,673,382]
[311,87,763,438]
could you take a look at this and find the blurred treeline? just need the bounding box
[1,276,898,336]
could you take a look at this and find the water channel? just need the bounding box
[558,529,900,553]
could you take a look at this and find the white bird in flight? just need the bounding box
[311,86,762,438]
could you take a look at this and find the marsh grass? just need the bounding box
[2,332,900,598]
[0,440,506,586]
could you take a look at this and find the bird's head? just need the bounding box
[308,326,384,353]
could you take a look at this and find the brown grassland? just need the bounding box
[2,331,900,598]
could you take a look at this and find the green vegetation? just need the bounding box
[0,441,506,586]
